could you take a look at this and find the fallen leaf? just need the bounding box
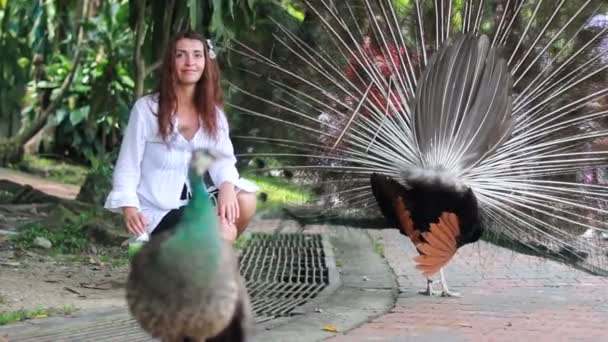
[64,286,85,297]
[322,324,338,332]
[33,314,48,319]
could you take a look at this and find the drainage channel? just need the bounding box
[1,232,332,341]
[242,233,329,323]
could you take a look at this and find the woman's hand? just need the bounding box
[219,217,238,242]
[123,207,148,235]
[217,182,239,225]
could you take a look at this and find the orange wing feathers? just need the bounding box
[413,212,461,278]
[394,197,421,243]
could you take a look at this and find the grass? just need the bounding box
[0,306,79,325]
[372,238,385,258]
[10,218,89,255]
[0,190,13,203]
[99,255,129,267]
[12,154,88,185]
[242,172,313,211]
[234,232,253,251]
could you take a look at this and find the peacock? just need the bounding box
[369,32,511,296]
[126,149,253,342]
[227,0,608,296]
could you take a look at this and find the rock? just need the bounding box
[0,261,20,267]
[0,229,17,236]
[33,236,52,249]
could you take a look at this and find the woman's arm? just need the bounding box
[104,99,148,234]
[208,108,239,188]
[208,108,240,223]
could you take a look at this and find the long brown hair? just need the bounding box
[156,30,224,141]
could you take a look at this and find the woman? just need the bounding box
[104,30,258,242]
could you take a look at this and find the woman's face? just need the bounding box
[174,38,206,85]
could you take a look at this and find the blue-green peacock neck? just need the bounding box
[158,170,223,280]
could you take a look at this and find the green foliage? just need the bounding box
[76,150,117,204]
[10,214,91,254]
[48,1,134,160]
[242,171,312,211]
[0,306,79,325]
[372,237,385,258]
[99,254,130,267]
[234,231,253,251]
[0,190,13,203]
[0,1,35,136]
[281,0,305,22]
[1,0,288,167]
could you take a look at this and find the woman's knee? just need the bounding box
[236,191,257,231]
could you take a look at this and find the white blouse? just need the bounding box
[104,94,258,235]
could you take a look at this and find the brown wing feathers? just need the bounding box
[414,212,461,278]
[394,197,421,243]
[394,196,461,278]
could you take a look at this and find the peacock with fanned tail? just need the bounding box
[126,149,252,342]
[228,0,608,296]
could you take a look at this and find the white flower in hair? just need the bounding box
[206,39,217,59]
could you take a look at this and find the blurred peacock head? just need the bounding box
[189,148,231,177]
[189,149,215,177]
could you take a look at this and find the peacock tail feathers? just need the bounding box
[227,0,608,275]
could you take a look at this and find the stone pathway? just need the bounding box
[326,229,608,342]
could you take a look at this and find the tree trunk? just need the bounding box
[133,0,147,97]
[132,0,173,97]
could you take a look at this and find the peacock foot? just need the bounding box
[418,279,442,296]
[439,268,461,298]
[440,289,462,297]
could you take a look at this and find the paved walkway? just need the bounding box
[327,229,608,342]
[246,221,608,342]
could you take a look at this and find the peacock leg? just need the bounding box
[418,278,441,296]
[439,268,461,297]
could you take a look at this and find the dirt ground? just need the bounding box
[0,168,128,313]
[0,245,128,312]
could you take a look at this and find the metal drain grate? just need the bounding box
[241,233,329,323]
[1,233,332,341]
